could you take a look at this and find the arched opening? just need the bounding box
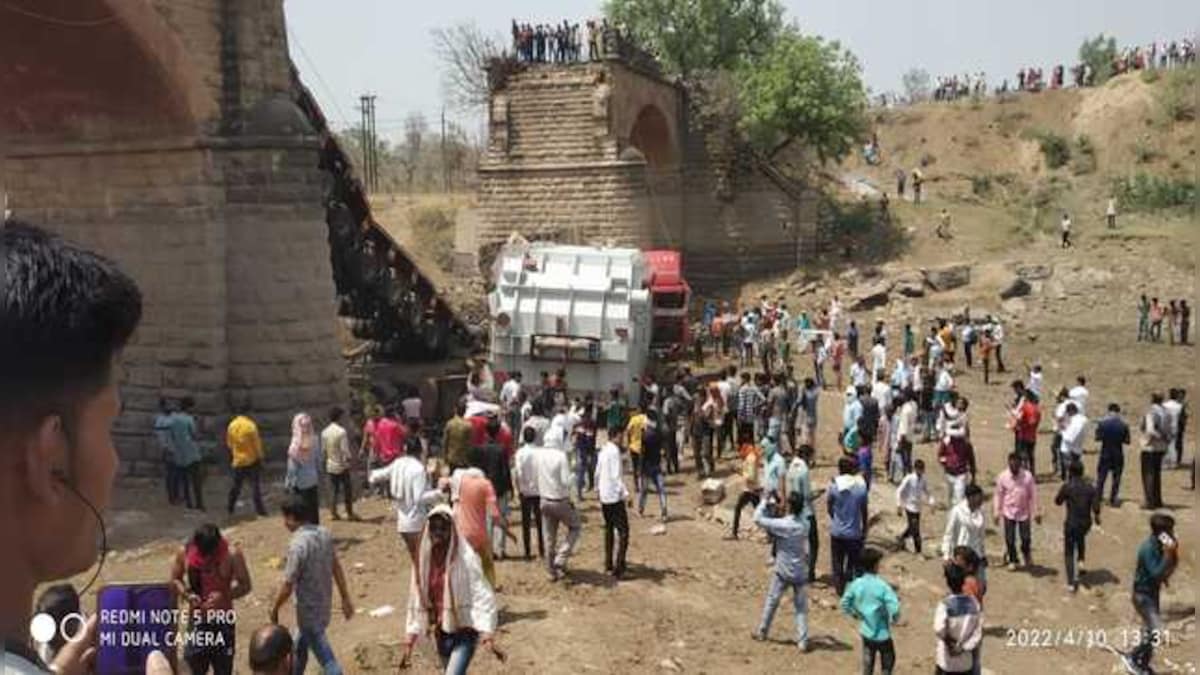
[0,0,204,140]
[628,104,674,168]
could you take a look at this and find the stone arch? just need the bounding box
[0,0,211,139]
[628,104,674,167]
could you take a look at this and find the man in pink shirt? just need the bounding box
[373,406,407,466]
[993,452,1040,570]
[451,469,503,587]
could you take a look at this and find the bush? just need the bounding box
[409,204,457,271]
[1133,136,1160,164]
[1157,67,1197,122]
[1111,173,1198,211]
[1072,135,1096,174]
[1032,130,1071,169]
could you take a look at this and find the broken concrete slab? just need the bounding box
[999,277,1033,299]
[922,264,972,292]
[849,281,894,310]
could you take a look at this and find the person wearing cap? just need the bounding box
[401,505,503,672]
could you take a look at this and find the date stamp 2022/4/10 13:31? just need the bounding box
[1003,625,1176,651]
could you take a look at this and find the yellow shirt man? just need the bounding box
[625,411,647,457]
[226,415,263,468]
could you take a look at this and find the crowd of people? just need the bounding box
[511,18,623,64]
[1137,295,1192,345]
[932,72,989,101]
[1113,38,1197,74]
[3,219,1191,675]
[888,35,1196,107]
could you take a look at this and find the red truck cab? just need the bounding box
[642,249,691,356]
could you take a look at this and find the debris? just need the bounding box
[659,657,682,671]
[650,524,668,536]
[700,478,726,505]
[266,556,284,571]
[1015,264,1054,280]
[999,277,1032,299]
[922,264,972,291]
[849,281,893,311]
[368,605,395,618]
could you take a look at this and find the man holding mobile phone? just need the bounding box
[0,220,159,675]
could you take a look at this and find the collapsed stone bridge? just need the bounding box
[477,34,828,290]
[1,0,458,470]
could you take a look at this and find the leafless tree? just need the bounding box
[431,21,502,112]
[399,114,428,192]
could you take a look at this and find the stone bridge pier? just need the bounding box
[1,0,347,471]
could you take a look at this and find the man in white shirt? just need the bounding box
[534,441,581,580]
[850,356,869,389]
[547,405,582,450]
[370,453,441,565]
[942,484,988,588]
[499,371,523,410]
[896,458,933,553]
[595,432,631,578]
[717,366,738,456]
[871,373,893,416]
[1068,376,1090,416]
[321,408,357,521]
[870,338,888,382]
[894,393,919,476]
[1162,389,1183,467]
[1059,402,1088,481]
[1026,364,1044,399]
[991,319,1006,372]
[511,427,544,560]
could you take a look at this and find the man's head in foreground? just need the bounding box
[249,623,294,674]
[0,220,142,614]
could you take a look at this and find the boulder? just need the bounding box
[999,277,1032,300]
[700,478,726,505]
[922,264,972,292]
[849,281,893,311]
[1015,264,1053,281]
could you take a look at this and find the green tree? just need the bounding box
[1079,34,1118,84]
[604,0,785,76]
[738,31,868,162]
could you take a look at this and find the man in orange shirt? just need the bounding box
[449,469,504,587]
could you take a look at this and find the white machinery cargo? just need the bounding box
[488,243,651,396]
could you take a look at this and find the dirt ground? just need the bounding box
[58,74,1198,674]
[73,316,1196,675]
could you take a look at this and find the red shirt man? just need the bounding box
[1015,397,1042,444]
[373,415,407,464]
[468,414,514,460]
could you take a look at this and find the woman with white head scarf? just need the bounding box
[285,412,323,524]
[401,504,502,673]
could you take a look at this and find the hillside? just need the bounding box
[745,69,1197,320]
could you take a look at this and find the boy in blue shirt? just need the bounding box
[841,547,901,674]
[828,456,869,596]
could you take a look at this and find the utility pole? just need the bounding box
[359,94,370,190]
[358,93,379,192]
[368,95,378,192]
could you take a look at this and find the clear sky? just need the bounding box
[284,0,1198,140]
